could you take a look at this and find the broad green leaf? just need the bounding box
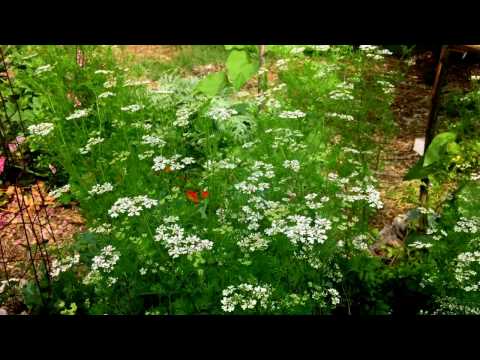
[226,50,259,90]
[423,132,456,167]
[446,142,461,155]
[225,45,246,51]
[195,71,226,97]
[404,157,437,180]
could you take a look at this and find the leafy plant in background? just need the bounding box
[2,44,479,315]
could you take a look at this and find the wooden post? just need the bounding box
[258,45,266,94]
[419,45,449,229]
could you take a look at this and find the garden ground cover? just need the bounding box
[1,45,480,315]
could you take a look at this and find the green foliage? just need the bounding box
[195,71,227,97]
[225,50,259,90]
[423,132,457,167]
[6,45,480,315]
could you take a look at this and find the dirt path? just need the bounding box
[372,58,433,229]
[373,52,478,229]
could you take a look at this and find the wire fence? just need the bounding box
[0,46,54,311]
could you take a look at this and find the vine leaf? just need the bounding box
[226,50,258,90]
[195,71,226,97]
[423,132,456,167]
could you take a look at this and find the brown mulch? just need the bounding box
[370,57,432,229]
[371,53,479,230]
[118,45,178,62]
[0,182,85,313]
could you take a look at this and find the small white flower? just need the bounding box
[325,112,354,121]
[66,108,90,120]
[108,195,158,218]
[98,91,115,99]
[283,159,301,172]
[28,122,54,136]
[141,135,166,148]
[35,64,53,75]
[121,104,144,113]
[95,70,113,75]
[279,110,306,119]
[103,79,117,88]
[79,137,104,155]
[88,182,114,196]
[48,184,70,199]
[207,107,238,121]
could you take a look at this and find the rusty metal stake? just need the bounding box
[419,45,449,230]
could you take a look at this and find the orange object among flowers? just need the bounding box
[185,190,209,204]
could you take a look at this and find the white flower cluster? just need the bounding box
[94,70,114,75]
[283,159,301,173]
[336,183,383,210]
[266,214,332,246]
[234,161,275,194]
[35,64,54,75]
[0,278,27,295]
[154,219,213,258]
[290,47,305,55]
[79,137,104,154]
[123,79,150,87]
[454,251,480,292]
[325,112,354,121]
[304,193,329,210]
[152,154,196,172]
[66,108,90,120]
[103,79,117,88]
[84,245,120,287]
[329,82,355,101]
[107,151,130,165]
[309,283,341,308]
[454,217,480,234]
[174,105,196,127]
[221,283,273,312]
[242,140,259,149]
[237,232,270,253]
[48,184,70,199]
[471,172,480,181]
[88,182,114,196]
[206,106,238,121]
[204,158,241,172]
[92,245,120,272]
[278,110,306,119]
[90,223,113,234]
[360,45,393,60]
[120,104,144,112]
[268,128,306,152]
[364,185,384,209]
[108,195,158,218]
[141,135,166,148]
[409,241,433,249]
[138,150,155,160]
[311,45,331,51]
[240,196,281,231]
[98,91,115,98]
[50,253,80,278]
[313,63,339,79]
[350,234,369,251]
[275,58,290,71]
[359,45,379,52]
[428,296,480,315]
[28,122,54,136]
[377,80,395,95]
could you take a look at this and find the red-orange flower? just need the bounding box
[186,190,199,204]
[201,191,209,199]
